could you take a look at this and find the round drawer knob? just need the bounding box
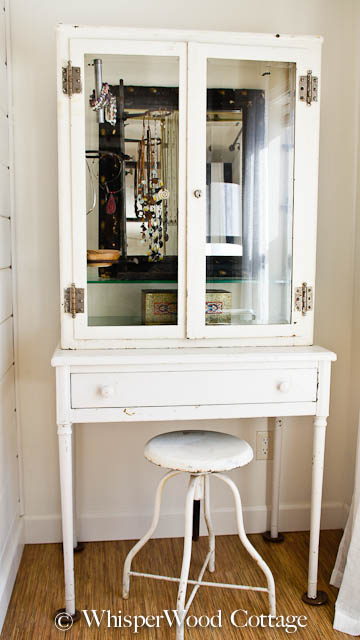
[100,385,114,398]
[278,381,290,393]
[194,189,202,199]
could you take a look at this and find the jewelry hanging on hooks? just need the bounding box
[135,112,170,262]
[89,82,117,126]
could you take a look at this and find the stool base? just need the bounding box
[123,470,276,640]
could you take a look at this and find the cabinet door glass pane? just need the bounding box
[85,54,179,326]
[205,59,295,326]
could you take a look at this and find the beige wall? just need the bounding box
[345,0,360,504]
[10,0,359,542]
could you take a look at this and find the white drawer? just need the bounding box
[70,368,317,409]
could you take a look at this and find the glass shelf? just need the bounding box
[88,315,290,327]
[89,316,143,326]
[87,277,267,284]
[87,278,178,284]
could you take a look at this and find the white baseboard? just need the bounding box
[24,501,348,544]
[0,516,24,633]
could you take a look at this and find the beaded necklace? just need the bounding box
[136,115,169,262]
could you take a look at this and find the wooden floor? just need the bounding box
[2,530,345,639]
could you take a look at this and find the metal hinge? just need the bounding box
[62,61,81,96]
[64,284,84,318]
[294,282,313,314]
[299,70,318,105]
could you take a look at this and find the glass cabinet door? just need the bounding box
[67,39,186,339]
[59,29,320,346]
[187,41,320,341]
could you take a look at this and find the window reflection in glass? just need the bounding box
[205,59,295,326]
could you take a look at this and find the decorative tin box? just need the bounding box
[142,289,232,325]
[205,289,232,324]
[142,290,178,325]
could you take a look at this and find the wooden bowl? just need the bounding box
[87,249,121,263]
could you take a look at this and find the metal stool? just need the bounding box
[122,430,276,639]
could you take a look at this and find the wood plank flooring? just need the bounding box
[2,530,345,639]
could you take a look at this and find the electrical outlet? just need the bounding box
[256,431,273,460]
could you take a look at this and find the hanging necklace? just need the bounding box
[135,114,170,261]
[86,159,97,216]
[98,152,122,216]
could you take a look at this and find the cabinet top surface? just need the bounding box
[57,24,324,45]
[51,345,336,367]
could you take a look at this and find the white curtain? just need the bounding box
[331,414,360,635]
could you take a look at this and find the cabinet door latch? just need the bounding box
[294,283,313,314]
[64,284,84,318]
[299,70,318,105]
[62,61,82,96]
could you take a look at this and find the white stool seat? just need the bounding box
[144,429,253,473]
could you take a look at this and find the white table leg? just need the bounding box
[302,416,328,605]
[57,422,79,619]
[72,427,78,550]
[71,426,84,553]
[263,417,285,543]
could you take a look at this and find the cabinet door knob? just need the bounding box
[194,189,202,199]
[278,381,290,393]
[100,385,114,398]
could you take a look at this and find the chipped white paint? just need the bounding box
[57,422,75,615]
[122,469,181,599]
[144,430,253,473]
[56,25,322,349]
[307,415,327,599]
[70,368,318,409]
[270,417,284,538]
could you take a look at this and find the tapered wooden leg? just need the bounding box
[302,416,328,606]
[57,423,79,619]
[263,417,285,543]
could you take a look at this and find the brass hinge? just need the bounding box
[64,284,84,318]
[294,282,313,314]
[62,61,81,96]
[299,70,318,105]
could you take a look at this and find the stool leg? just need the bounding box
[122,470,180,599]
[176,475,198,640]
[204,475,215,572]
[214,473,276,618]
